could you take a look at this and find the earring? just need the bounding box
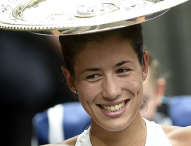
[74,90,77,93]
[142,78,144,82]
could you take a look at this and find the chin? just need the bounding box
[98,117,135,132]
[105,125,130,132]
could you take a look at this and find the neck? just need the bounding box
[90,113,147,146]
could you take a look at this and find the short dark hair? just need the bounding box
[59,24,144,76]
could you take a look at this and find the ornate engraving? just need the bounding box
[75,3,119,18]
[0,0,185,33]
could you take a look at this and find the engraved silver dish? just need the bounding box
[0,0,188,35]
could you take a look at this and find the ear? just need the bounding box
[61,66,76,93]
[142,51,149,80]
[155,78,166,106]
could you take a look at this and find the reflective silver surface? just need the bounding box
[0,0,188,35]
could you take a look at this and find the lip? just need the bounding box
[97,99,130,118]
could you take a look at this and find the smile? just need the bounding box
[98,99,130,112]
[97,99,130,117]
[100,101,126,112]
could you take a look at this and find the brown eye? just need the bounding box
[87,74,97,79]
[86,74,101,82]
[116,68,130,74]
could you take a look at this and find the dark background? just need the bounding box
[0,31,76,146]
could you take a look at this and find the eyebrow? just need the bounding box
[114,61,130,67]
[81,68,101,74]
[80,61,130,75]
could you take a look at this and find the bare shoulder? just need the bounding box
[161,124,191,146]
[58,135,78,146]
[41,135,78,146]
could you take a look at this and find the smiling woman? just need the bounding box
[42,24,191,146]
[59,25,149,145]
[61,25,148,133]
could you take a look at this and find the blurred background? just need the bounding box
[0,1,191,146]
[143,2,191,96]
[0,31,76,146]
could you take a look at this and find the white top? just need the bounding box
[75,118,172,146]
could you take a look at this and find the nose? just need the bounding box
[101,76,121,100]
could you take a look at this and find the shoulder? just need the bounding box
[161,124,191,146]
[41,136,78,146]
[58,136,78,146]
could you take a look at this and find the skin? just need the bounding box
[63,36,148,146]
[42,36,191,146]
[73,37,147,132]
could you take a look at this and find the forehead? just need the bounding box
[75,36,139,69]
[86,36,131,52]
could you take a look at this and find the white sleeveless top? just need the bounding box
[75,118,172,146]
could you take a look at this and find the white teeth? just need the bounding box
[119,103,122,108]
[111,106,115,111]
[115,105,119,111]
[101,101,126,112]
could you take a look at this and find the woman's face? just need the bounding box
[64,36,148,131]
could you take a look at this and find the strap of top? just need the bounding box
[75,127,92,146]
[144,118,172,146]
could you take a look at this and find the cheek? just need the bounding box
[123,74,143,108]
[123,73,143,95]
[76,81,100,102]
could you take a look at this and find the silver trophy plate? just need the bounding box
[0,0,188,35]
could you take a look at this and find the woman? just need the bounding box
[43,24,191,146]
